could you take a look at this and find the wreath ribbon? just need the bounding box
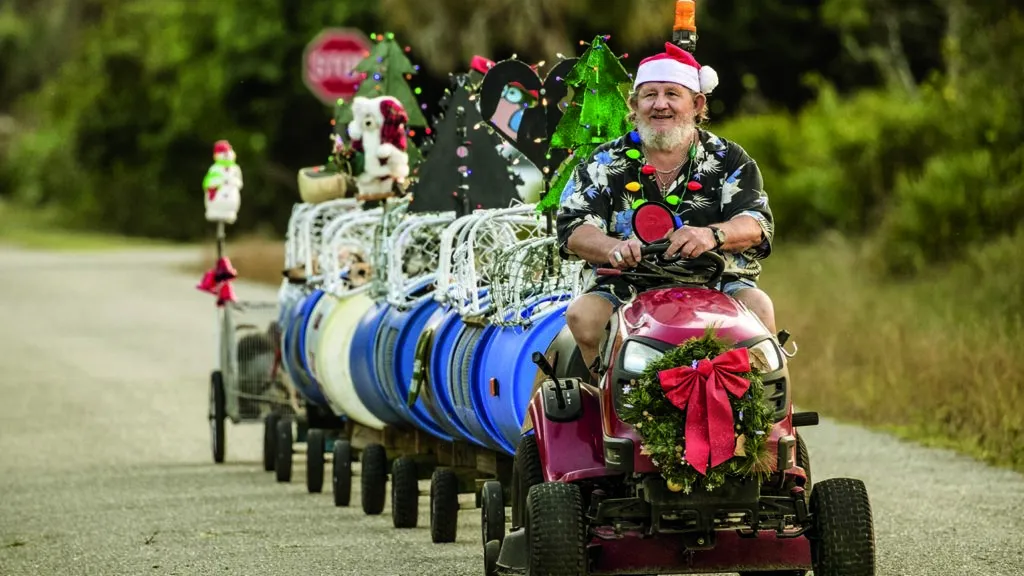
[657,348,752,475]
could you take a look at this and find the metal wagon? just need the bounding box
[207,222,299,465]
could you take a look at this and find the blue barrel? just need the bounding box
[281,290,330,407]
[423,306,488,447]
[449,323,508,452]
[277,285,302,330]
[474,296,572,452]
[374,295,453,441]
[348,301,405,426]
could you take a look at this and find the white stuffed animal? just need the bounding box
[347,95,411,200]
[203,140,243,224]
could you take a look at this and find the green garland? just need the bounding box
[618,327,776,494]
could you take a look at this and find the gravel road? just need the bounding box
[1,246,1022,576]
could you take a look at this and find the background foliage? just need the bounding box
[1,0,1022,469]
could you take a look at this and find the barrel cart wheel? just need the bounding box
[430,468,460,543]
[275,417,294,483]
[391,456,419,528]
[332,439,352,506]
[511,434,543,529]
[263,413,280,472]
[361,443,388,515]
[209,370,226,464]
[480,480,505,546]
[483,538,501,576]
[306,429,326,494]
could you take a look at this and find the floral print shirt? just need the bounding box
[556,128,775,285]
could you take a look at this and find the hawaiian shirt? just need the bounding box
[556,128,774,292]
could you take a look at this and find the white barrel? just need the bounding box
[315,291,386,429]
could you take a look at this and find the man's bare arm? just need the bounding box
[566,225,626,266]
[714,215,765,253]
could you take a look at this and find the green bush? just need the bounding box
[875,149,1024,276]
[715,85,952,240]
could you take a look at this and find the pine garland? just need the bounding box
[618,327,776,494]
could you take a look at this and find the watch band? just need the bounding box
[709,226,725,249]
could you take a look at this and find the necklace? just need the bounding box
[643,148,684,193]
[640,130,701,209]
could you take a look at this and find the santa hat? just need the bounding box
[213,140,232,155]
[470,55,495,75]
[378,97,409,152]
[633,42,719,94]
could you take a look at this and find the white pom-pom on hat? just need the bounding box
[698,66,719,94]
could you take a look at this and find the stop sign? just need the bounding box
[303,28,372,105]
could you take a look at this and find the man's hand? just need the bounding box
[664,226,716,259]
[607,239,642,269]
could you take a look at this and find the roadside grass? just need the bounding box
[760,231,1024,472]
[214,229,1024,473]
[194,235,286,287]
[0,201,172,251]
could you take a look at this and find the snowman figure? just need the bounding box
[203,140,243,224]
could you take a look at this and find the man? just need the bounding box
[556,42,777,374]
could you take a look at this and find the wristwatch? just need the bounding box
[708,226,726,249]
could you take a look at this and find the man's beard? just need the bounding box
[636,117,694,152]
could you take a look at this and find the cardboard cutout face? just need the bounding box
[479,58,578,171]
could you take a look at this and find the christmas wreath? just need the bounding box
[618,327,776,494]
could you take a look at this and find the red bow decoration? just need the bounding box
[657,348,752,475]
[196,256,238,307]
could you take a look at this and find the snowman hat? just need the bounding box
[633,42,719,95]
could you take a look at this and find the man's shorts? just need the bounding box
[587,276,758,310]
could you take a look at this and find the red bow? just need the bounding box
[196,256,238,307]
[657,348,752,475]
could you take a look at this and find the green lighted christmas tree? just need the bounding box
[539,35,633,213]
[334,32,429,167]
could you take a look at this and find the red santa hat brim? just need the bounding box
[633,42,719,94]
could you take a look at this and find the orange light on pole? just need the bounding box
[674,0,696,32]
[673,0,698,53]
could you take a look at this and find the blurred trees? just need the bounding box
[1,0,380,239]
[0,0,1020,270]
[715,0,1024,275]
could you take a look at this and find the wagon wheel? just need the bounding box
[263,413,279,472]
[332,439,352,506]
[430,468,460,543]
[274,417,293,483]
[209,371,226,464]
[480,480,505,547]
[360,443,387,515]
[306,429,325,494]
[391,456,419,529]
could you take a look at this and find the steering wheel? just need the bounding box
[639,240,727,288]
[596,240,727,289]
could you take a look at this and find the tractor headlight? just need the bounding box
[620,340,665,374]
[748,338,783,372]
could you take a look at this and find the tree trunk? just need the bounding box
[942,0,966,92]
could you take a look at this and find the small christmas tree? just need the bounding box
[539,35,633,213]
[334,32,429,168]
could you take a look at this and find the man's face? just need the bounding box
[632,82,705,151]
